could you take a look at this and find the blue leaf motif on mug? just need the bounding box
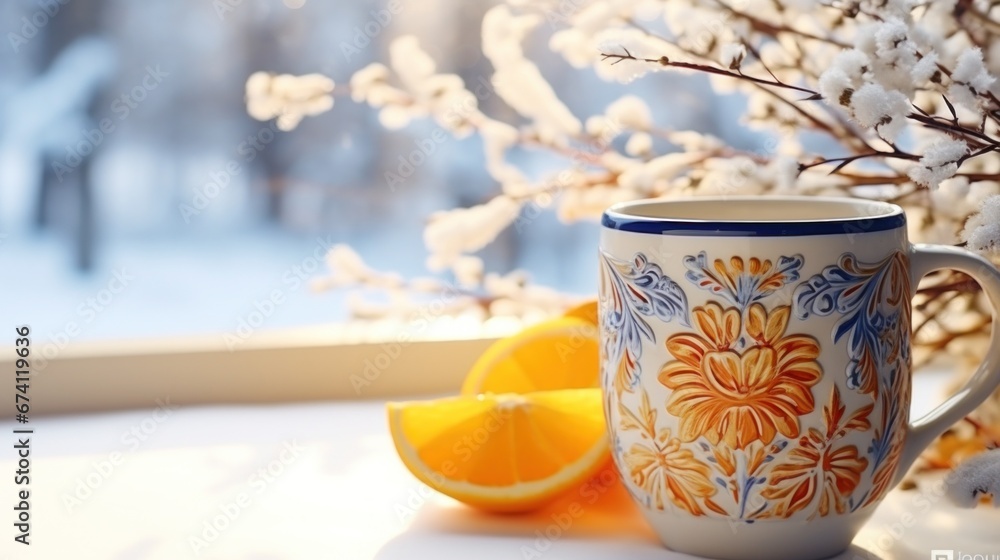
[793,252,910,396]
[600,252,689,394]
[683,252,804,311]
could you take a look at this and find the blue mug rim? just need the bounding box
[601,196,906,237]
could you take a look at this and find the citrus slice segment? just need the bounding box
[562,299,598,325]
[387,388,609,512]
[460,317,599,395]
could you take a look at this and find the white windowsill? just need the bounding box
[1,324,503,417]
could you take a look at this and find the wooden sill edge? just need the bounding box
[0,325,499,418]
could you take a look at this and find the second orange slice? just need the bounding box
[460,316,600,395]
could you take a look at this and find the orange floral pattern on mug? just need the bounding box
[658,302,822,449]
[762,387,872,518]
[619,389,725,515]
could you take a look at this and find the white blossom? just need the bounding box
[950,48,996,113]
[954,48,995,92]
[875,19,916,69]
[245,72,334,131]
[618,152,703,193]
[909,138,969,188]
[963,194,1000,253]
[868,0,918,19]
[833,49,871,82]
[389,36,437,92]
[664,130,724,152]
[312,244,375,290]
[932,176,973,219]
[720,42,746,70]
[479,118,525,184]
[349,63,390,103]
[385,36,480,135]
[558,184,636,221]
[769,156,801,192]
[379,105,415,129]
[547,0,678,82]
[606,95,652,131]
[483,270,528,298]
[819,67,855,107]
[598,151,641,174]
[911,52,939,84]
[696,156,766,196]
[585,115,618,139]
[406,277,445,293]
[326,243,366,276]
[946,449,1000,507]
[664,2,746,56]
[549,28,594,68]
[854,22,880,59]
[451,256,485,288]
[849,83,911,141]
[482,6,581,141]
[625,132,653,155]
[424,196,523,266]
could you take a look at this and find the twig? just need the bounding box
[798,150,920,174]
[908,112,1000,147]
[600,49,820,97]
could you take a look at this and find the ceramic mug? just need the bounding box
[598,196,1000,560]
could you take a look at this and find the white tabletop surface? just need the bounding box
[2,375,999,560]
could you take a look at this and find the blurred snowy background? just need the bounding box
[0,0,749,342]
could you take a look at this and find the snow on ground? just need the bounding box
[0,229,348,343]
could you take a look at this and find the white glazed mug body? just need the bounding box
[598,196,1000,560]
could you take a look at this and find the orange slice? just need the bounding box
[562,299,598,325]
[460,316,599,395]
[387,388,609,512]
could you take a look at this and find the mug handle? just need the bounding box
[896,243,1000,480]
